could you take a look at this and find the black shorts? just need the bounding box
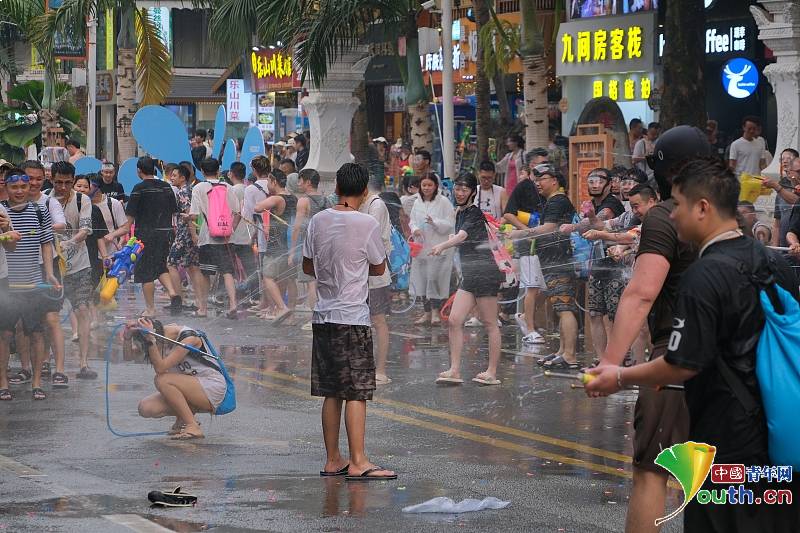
[39,265,63,313]
[368,286,391,316]
[311,323,375,401]
[459,260,503,298]
[199,244,235,276]
[1,291,45,335]
[633,342,690,474]
[134,234,171,284]
[0,278,15,332]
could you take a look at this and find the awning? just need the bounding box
[164,75,225,104]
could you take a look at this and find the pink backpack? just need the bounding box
[206,183,233,238]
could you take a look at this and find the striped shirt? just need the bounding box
[3,201,54,290]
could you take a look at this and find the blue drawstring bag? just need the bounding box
[755,284,800,468]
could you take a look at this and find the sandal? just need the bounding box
[225,309,238,320]
[32,388,47,401]
[536,354,559,366]
[0,389,12,401]
[9,369,31,385]
[472,372,502,386]
[41,361,51,377]
[170,430,204,441]
[52,372,69,389]
[77,367,98,380]
[543,355,579,370]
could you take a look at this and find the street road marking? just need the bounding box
[229,363,631,464]
[389,331,427,339]
[240,376,633,480]
[103,515,173,533]
[0,454,44,476]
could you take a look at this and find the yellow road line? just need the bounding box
[238,375,633,481]
[229,363,631,464]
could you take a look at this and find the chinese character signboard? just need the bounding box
[227,79,253,123]
[257,93,276,139]
[96,72,114,102]
[556,12,656,76]
[250,49,301,93]
[591,74,652,101]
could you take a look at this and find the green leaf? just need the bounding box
[135,8,172,105]
[0,122,41,147]
[7,81,44,108]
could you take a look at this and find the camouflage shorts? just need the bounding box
[311,323,375,401]
[543,271,577,315]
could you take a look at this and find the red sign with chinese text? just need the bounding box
[711,464,746,484]
[249,49,301,93]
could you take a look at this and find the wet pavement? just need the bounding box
[0,288,683,532]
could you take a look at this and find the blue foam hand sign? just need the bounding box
[212,105,227,160]
[241,127,265,170]
[74,157,103,175]
[116,157,139,193]
[221,138,237,171]
[131,105,193,167]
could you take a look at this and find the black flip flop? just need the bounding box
[0,389,12,401]
[52,372,69,389]
[32,388,46,401]
[148,486,197,507]
[536,354,558,366]
[543,356,579,370]
[320,464,349,477]
[345,467,397,482]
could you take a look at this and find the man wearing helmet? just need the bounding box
[588,126,712,533]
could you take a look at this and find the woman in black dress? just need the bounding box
[430,172,503,386]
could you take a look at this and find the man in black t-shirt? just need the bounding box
[587,158,799,533]
[503,148,548,342]
[125,157,181,317]
[507,164,578,368]
[588,126,710,533]
[99,162,126,203]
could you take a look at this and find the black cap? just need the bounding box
[647,125,712,198]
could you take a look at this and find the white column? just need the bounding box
[441,0,455,180]
[751,1,800,178]
[87,17,97,157]
[301,47,370,186]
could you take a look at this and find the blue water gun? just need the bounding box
[100,237,144,303]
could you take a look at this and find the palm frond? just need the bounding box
[479,17,520,79]
[208,0,261,58]
[135,8,172,105]
[0,0,44,33]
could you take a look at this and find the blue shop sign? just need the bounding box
[721,58,758,99]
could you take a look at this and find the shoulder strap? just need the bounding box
[76,192,82,212]
[107,196,118,229]
[715,356,761,417]
[253,182,268,197]
[33,201,44,227]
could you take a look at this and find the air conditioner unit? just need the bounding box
[71,68,87,87]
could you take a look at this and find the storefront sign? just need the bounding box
[250,48,301,93]
[569,0,656,19]
[226,79,253,123]
[421,44,463,72]
[96,72,114,102]
[722,58,758,99]
[257,93,276,139]
[659,21,754,60]
[591,74,652,101]
[556,12,656,76]
[148,7,171,56]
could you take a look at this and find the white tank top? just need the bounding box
[167,327,222,381]
[474,184,504,220]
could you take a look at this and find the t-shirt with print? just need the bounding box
[729,136,764,176]
[188,179,240,247]
[244,180,270,252]
[126,178,178,240]
[303,209,386,326]
[359,194,392,290]
[3,201,54,289]
[230,183,251,246]
[635,199,697,343]
[98,180,126,203]
[50,191,92,275]
[591,193,626,278]
[535,193,575,269]
[664,237,799,462]
[504,179,544,256]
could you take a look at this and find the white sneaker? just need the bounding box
[464,317,483,327]
[513,313,528,335]
[522,331,546,344]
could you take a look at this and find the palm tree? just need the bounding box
[660,0,706,128]
[32,0,171,160]
[208,0,435,158]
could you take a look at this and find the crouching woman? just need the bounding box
[123,317,227,440]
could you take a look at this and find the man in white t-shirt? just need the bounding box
[227,162,256,298]
[243,157,272,314]
[358,178,393,385]
[631,122,660,179]
[474,160,507,220]
[189,158,241,319]
[728,116,766,177]
[50,161,96,379]
[302,162,396,482]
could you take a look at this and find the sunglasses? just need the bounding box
[4,174,30,185]
[531,164,557,178]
